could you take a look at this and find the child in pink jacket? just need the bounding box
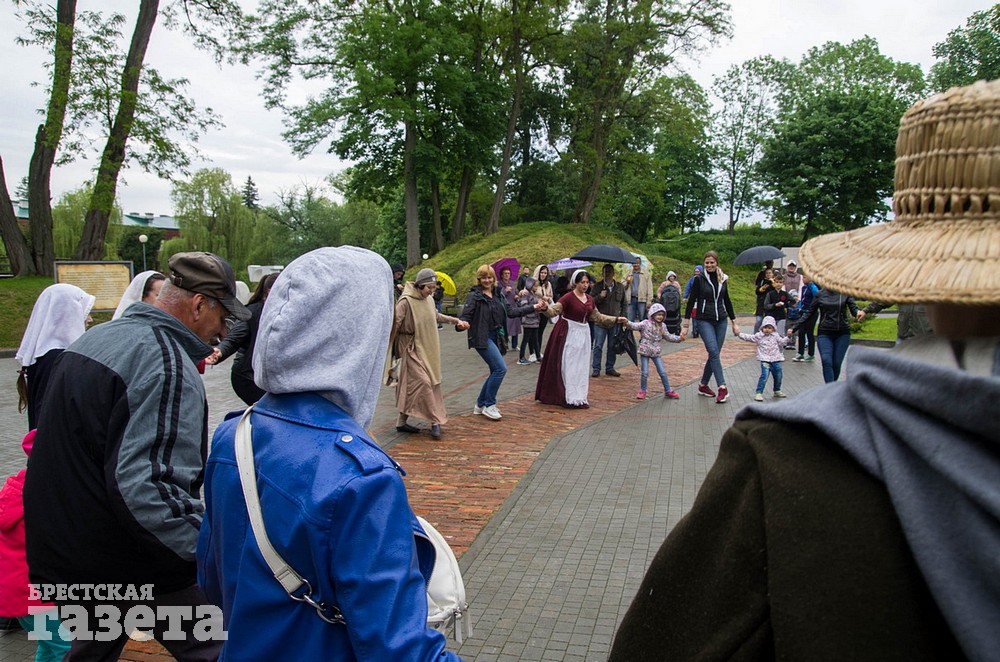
[0,430,70,661]
[625,303,686,399]
[737,315,793,401]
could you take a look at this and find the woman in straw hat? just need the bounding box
[611,80,1000,661]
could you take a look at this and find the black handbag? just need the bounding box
[496,329,508,355]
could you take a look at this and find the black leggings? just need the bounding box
[520,327,542,359]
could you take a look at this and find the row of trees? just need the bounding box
[3,2,999,275]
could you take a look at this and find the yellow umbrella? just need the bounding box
[435,271,457,296]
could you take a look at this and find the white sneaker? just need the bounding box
[527,356,537,363]
[482,405,502,420]
[473,405,484,415]
[754,393,764,402]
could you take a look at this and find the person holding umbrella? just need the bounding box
[683,251,740,403]
[592,263,628,377]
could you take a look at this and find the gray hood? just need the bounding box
[253,247,392,430]
[737,341,1000,661]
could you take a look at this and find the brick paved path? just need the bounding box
[1,318,835,660]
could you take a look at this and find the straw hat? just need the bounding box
[799,79,1000,305]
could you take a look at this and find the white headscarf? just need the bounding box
[16,284,96,367]
[113,270,162,320]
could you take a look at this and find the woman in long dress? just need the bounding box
[388,269,468,438]
[535,270,626,408]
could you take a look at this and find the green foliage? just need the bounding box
[18,1,221,176]
[758,39,925,238]
[117,227,164,273]
[930,5,1000,92]
[169,169,256,270]
[51,184,122,260]
[0,276,53,349]
[710,56,792,231]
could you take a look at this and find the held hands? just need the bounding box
[786,328,795,337]
[731,321,741,336]
[204,348,222,365]
[617,316,627,324]
[456,320,470,331]
[534,300,548,311]
[857,310,866,321]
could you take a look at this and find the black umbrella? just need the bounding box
[571,244,636,263]
[613,326,639,366]
[733,245,786,266]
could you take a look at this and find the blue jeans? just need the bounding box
[696,317,729,388]
[755,361,783,393]
[591,324,618,371]
[817,332,851,383]
[640,355,670,392]
[628,299,646,322]
[475,332,508,407]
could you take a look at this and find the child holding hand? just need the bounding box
[737,315,793,401]
[626,303,685,399]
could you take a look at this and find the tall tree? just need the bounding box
[710,56,791,232]
[0,158,32,276]
[1,0,228,273]
[930,4,1000,91]
[242,175,260,210]
[169,168,255,268]
[561,0,730,224]
[759,39,925,239]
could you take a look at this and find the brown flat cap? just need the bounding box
[168,252,252,321]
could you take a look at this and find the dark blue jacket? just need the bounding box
[197,393,460,661]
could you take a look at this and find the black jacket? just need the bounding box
[215,300,265,382]
[459,286,535,349]
[791,289,858,336]
[684,271,736,323]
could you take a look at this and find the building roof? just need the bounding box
[122,212,180,231]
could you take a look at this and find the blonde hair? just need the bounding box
[475,265,497,282]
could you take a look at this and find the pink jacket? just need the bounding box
[0,431,50,617]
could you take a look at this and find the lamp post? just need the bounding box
[138,234,148,271]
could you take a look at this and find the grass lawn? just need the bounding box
[852,316,898,342]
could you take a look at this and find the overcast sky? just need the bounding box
[0,0,991,224]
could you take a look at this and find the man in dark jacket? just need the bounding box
[611,80,1000,662]
[591,263,628,377]
[24,252,250,661]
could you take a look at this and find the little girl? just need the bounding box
[516,277,543,365]
[625,303,685,399]
[0,431,71,661]
[737,315,793,400]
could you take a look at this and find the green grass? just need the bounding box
[851,316,898,342]
[0,276,52,350]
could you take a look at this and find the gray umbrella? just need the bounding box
[733,245,786,266]
[571,244,636,263]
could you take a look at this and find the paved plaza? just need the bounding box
[0,317,840,661]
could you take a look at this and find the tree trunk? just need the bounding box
[451,166,473,242]
[486,15,525,236]
[571,116,609,224]
[27,0,77,275]
[76,0,159,260]
[0,155,34,276]
[403,117,420,267]
[430,176,443,253]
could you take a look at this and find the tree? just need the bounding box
[117,226,163,272]
[930,5,1000,92]
[169,168,256,270]
[711,56,791,232]
[758,38,925,239]
[0,0,231,274]
[560,0,730,225]
[52,183,121,259]
[242,176,260,210]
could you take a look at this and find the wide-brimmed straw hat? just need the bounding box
[799,79,1000,304]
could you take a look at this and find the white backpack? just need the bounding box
[418,515,473,643]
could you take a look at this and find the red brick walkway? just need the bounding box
[120,340,755,660]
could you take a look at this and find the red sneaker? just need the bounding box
[697,383,716,398]
[716,386,729,403]
[664,390,680,399]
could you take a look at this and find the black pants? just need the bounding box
[232,371,265,406]
[797,313,817,356]
[57,584,223,662]
[520,326,541,359]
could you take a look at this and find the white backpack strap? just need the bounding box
[234,406,345,625]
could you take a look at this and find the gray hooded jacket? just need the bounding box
[252,246,392,429]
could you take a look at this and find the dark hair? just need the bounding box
[248,272,279,305]
[142,273,167,299]
[573,271,590,285]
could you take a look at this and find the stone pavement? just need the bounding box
[0,317,837,660]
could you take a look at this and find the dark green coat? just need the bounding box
[610,418,964,661]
